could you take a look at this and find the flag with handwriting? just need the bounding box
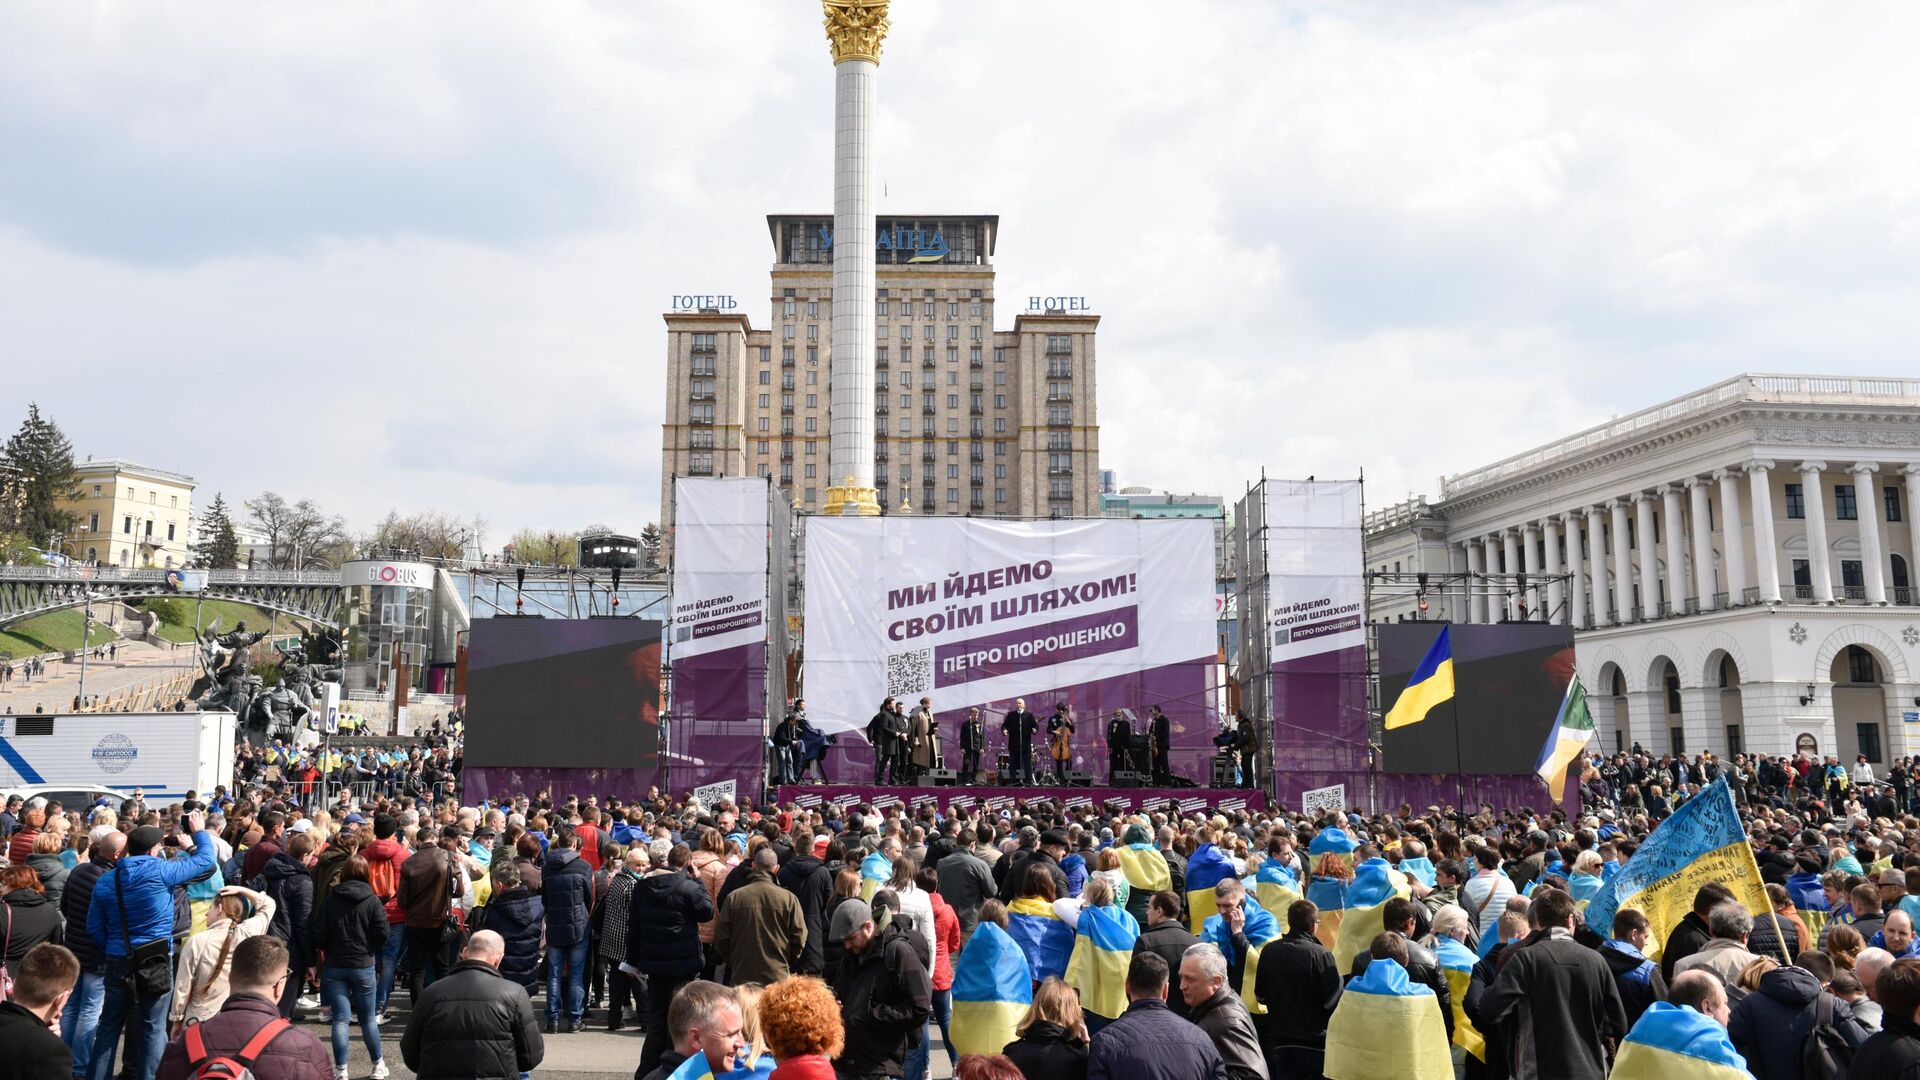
[1584,778,1768,959]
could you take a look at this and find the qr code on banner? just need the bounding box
[887,648,933,697]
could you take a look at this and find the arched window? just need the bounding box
[1893,554,1911,593]
[1846,645,1879,684]
[1719,655,1737,688]
[1611,668,1626,697]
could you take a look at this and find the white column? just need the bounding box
[1852,462,1887,604]
[1543,517,1565,625]
[1747,460,1783,603]
[1610,499,1634,624]
[1661,484,1687,615]
[1520,524,1541,620]
[1463,541,1485,623]
[1635,492,1659,620]
[1563,511,1587,629]
[1582,503,1612,622]
[1906,466,1920,605]
[1686,477,1717,611]
[1449,542,1470,623]
[1801,461,1834,602]
[1715,468,1748,605]
[1501,529,1522,621]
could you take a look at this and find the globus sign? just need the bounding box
[342,561,434,590]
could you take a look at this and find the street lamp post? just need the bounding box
[77,593,94,710]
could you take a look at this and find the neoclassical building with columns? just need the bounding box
[1364,374,1920,770]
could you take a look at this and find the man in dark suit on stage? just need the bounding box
[1233,711,1259,789]
[1002,698,1038,784]
[960,707,985,780]
[1106,709,1133,779]
[1150,704,1172,784]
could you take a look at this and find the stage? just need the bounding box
[774,783,1266,815]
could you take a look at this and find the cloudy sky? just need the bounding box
[4,1,1917,544]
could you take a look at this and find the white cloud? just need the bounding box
[2,0,1918,540]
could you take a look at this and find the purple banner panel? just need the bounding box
[1270,645,1371,778]
[814,656,1218,786]
[933,606,1139,689]
[1269,769,1579,817]
[668,640,769,797]
[672,641,766,723]
[774,784,1265,815]
[463,765,658,804]
[694,611,763,640]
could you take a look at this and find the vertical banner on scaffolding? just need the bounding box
[669,477,780,797]
[1262,480,1370,810]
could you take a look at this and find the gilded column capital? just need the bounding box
[823,0,891,64]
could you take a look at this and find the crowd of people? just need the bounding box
[6,743,1920,1079]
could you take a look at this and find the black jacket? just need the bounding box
[475,886,545,990]
[1251,929,1340,1049]
[776,852,833,975]
[833,920,932,1078]
[401,959,545,1080]
[624,870,712,977]
[1133,921,1202,1021]
[1599,939,1666,1028]
[1727,965,1871,1080]
[1003,1020,1089,1080]
[1480,935,1627,1080]
[1855,1014,1920,1080]
[1660,910,1712,984]
[0,1000,70,1080]
[996,849,1070,904]
[1746,909,1801,966]
[310,879,389,970]
[254,851,314,965]
[1187,989,1267,1080]
[1,889,65,966]
[61,858,112,972]
[541,848,593,949]
[1086,998,1227,1080]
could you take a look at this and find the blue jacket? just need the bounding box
[1061,854,1089,898]
[541,848,594,948]
[1086,997,1228,1080]
[1786,871,1829,912]
[87,831,217,956]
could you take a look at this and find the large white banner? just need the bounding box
[803,517,1215,736]
[1264,480,1365,662]
[671,478,768,661]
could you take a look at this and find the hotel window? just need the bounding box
[900,326,911,343]
[971,325,982,341]
[876,347,888,364]
[947,488,959,505]
[808,370,819,385]
[924,347,935,364]
[805,487,816,503]
[995,394,1006,408]
[947,394,959,409]
[807,301,819,318]
[923,302,934,318]
[971,302,983,316]
[758,418,770,432]
[947,348,958,364]
[1835,484,1857,521]
[759,346,770,362]
[877,299,889,315]
[1785,483,1804,519]
[994,464,1007,479]
[806,394,817,407]
[806,441,817,455]
[946,371,958,386]
[805,464,817,479]
[899,419,911,433]
[948,442,959,456]
[994,418,1007,432]
[807,347,818,364]
[759,394,771,408]
[994,487,1008,505]
[948,302,959,317]
[995,370,1007,386]
[996,441,1008,456]
[784,301,796,318]
[923,325,934,342]
[971,347,982,364]
[758,464,770,478]
[807,324,819,340]
[947,464,960,479]
[946,326,958,341]
[784,325,795,340]
[759,370,770,385]
[783,346,794,363]
[995,348,1007,364]
[1887,486,1905,523]
[758,441,769,455]
[806,417,818,432]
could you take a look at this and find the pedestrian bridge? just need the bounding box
[0,565,343,627]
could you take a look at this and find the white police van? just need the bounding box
[0,711,236,800]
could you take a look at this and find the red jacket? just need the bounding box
[769,1055,837,1080]
[575,823,603,873]
[155,994,332,1080]
[930,891,960,991]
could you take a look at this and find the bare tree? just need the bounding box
[244,492,350,570]
[505,527,579,567]
[366,510,481,562]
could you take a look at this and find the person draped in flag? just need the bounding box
[1114,824,1172,928]
[1608,976,1753,1080]
[1254,837,1303,918]
[1427,905,1485,1067]
[1063,876,1140,1035]
[1196,877,1278,1006]
[1184,832,1244,935]
[1324,950,1453,1080]
[949,903,1034,1059]
[1006,866,1075,985]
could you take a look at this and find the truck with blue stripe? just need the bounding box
[0,711,236,799]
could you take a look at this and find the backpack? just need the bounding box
[184,1017,292,1080]
[366,849,399,904]
[1799,992,1854,1080]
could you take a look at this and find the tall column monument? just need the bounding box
[820,0,890,517]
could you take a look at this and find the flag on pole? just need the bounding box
[1536,675,1595,802]
[1584,778,1769,959]
[1384,625,1455,730]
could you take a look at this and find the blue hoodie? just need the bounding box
[1060,852,1088,898]
[88,831,218,955]
[1786,871,1829,912]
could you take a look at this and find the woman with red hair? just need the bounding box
[1,864,65,969]
[762,976,843,1080]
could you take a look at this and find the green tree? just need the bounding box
[638,522,663,570]
[191,492,241,569]
[506,528,578,567]
[1,404,81,549]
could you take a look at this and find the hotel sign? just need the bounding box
[817,223,949,263]
[1026,296,1091,313]
[671,295,739,311]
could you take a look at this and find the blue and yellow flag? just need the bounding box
[1185,844,1242,934]
[1397,856,1436,888]
[860,851,892,902]
[1433,936,1486,1063]
[1306,828,1358,950]
[1115,843,1171,895]
[1384,624,1455,730]
[1331,858,1414,974]
[1584,778,1769,960]
[1199,895,1278,1014]
[1006,896,1075,983]
[950,922,1033,1056]
[1609,1002,1754,1080]
[664,1046,775,1080]
[1065,904,1140,1020]
[1324,959,1453,1080]
[1255,857,1302,917]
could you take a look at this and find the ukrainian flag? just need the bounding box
[1324,958,1453,1080]
[950,922,1033,1056]
[1331,857,1414,974]
[860,851,892,902]
[1006,896,1075,982]
[1115,842,1172,895]
[664,1045,776,1080]
[1432,936,1486,1063]
[1199,894,1278,1014]
[1065,904,1140,1020]
[1255,857,1302,917]
[1609,1002,1755,1080]
[1185,843,1243,934]
[1384,624,1455,731]
[1584,778,1769,960]
[1397,855,1437,888]
[1307,828,1357,949]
